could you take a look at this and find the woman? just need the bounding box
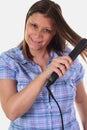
[0,0,87,129]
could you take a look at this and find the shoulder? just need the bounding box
[0,46,25,64]
[0,46,26,79]
[0,46,25,73]
[61,46,85,83]
[62,46,84,69]
[62,45,73,55]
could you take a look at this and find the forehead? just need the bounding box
[27,12,55,28]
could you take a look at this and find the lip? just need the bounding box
[30,36,42,45]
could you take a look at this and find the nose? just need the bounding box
[34,29,43,38]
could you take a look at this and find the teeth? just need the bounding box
[31,37,41,43]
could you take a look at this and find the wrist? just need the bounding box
[83,122,87,130]
[42,69,52,80]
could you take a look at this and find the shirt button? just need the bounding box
[47,104,51,109]
[51,89,54,93]
[20,86,24,89]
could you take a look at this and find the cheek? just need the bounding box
[25,28,31,36]
[45,34,54,43]
[24,28,31,41]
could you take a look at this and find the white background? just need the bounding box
[0,0,87,129]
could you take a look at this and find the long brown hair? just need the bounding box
[22,0,87,61]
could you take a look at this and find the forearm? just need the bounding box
[5,71,48,120]
[75,81,87,130]
[75,101,87,130]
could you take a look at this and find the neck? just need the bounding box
[31,49,49,59]
[32,49,50,70]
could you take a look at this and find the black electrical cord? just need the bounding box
[46,82,64,130]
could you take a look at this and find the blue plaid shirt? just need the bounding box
[0,46,84,130]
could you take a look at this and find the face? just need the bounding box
[24,13,56,52]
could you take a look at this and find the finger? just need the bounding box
[53,67,63,78]
[56,56,73,70]
[59,63,67,75]
[63,56,73,65]
[52,59,68,75]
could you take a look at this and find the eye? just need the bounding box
[43,28,52,33]
[31,23,38,29]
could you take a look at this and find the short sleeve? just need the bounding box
[0,54,16,80]
[73,59,85,85]
[62,46,85,84]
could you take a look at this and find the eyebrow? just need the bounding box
[29,17,53,27]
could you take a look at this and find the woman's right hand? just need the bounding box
[44,55,73,79]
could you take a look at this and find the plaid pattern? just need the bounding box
[0,46,84,130]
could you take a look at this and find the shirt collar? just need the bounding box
[11,47,58,65]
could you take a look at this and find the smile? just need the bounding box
[30,37,42,44]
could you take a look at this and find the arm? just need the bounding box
[75,81,87,130]
[0,71,48,121]
[0,55,72,121]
